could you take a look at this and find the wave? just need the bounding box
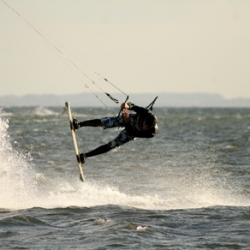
[0,115,163,210]
[33,107,59,116]
[1,114,249,211]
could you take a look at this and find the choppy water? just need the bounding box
[1,106,250,249]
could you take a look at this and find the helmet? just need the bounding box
[144,114,157,129]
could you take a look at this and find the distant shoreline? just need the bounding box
[1,93,250,107]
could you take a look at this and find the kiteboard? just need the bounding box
[65,102,85,182]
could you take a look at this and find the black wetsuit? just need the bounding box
[124,103,158,138]
[83,103,158,158]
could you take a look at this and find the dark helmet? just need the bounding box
[144,114,157,129]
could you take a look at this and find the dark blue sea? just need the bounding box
[1,106,250,249]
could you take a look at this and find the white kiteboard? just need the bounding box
[65,102,85,182]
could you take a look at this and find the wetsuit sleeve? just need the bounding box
[127,102,149,114]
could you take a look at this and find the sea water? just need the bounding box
[0,106,250,249]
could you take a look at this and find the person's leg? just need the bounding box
[100,116,124,128]
[84,144,111,158]
[73,116,124,129]
[80,129,135,161]
[80,119,102,127]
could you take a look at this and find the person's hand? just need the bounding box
[120,102,129,110]
[122,110,130,123]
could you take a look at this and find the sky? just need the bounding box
[1,0,250,99]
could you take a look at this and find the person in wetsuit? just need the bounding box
[72,102,158,163]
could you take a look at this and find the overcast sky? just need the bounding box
[1,0,250,99]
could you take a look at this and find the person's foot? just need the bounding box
[79,153,86,164]
[72,118,80,130]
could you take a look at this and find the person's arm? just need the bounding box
[119,102,130,123]
[120,102,149,114]
[120,102,129,110]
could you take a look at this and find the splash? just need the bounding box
[0,115,37,209]
[0,113,165,211]
[0,113,249,211]
[0,114,165,210]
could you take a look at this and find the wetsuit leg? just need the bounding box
[85,129,135,158]
[108,129,135,148]
[100,116,124,128]
[80,119,102,127]
[85,144,112,158]
[80,116,124,128]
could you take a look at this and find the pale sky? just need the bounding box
[1,0,250,98]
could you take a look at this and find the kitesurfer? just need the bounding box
[72,102,158,163]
